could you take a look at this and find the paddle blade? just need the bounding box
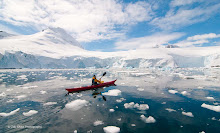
[103,72,106,76]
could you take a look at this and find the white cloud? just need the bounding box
[187,33,220,41]
[140,115,156,123]
[170,0,204,7]
[151,2,220,31]
[0,0,154,42]
[115,32,184,50]
[172,33,220,47]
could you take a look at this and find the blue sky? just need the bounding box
[0,0,220,51]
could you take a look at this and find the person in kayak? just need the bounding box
[92,75,101,85]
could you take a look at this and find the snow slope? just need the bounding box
[0,31,14,39]
[0,27,220,68]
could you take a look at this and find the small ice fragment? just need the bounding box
[102,89,121,96]
[199,131,205,133]
[40,91,47,94]
[117,118,121,121]
[201,103,220,112]
[137,88,144,91]
[23,110,38,116]
[0,108,20,117]
[0,92,6,97]
[140,115,156,123]
[103,126,120,133]
[165,108,177,112]
[182,111,194,117]
[16,95,27,100]
[109,109,115,112]
[116,98,126,103]
[181,91,187,95]
[74,130,77,133]
[206,97,215,100]
[161,102,166,104]
[43,102,57,106]
[131,124,136,127]
[65,99,88,111]
[93,120,104,126]
[168,90,178,94]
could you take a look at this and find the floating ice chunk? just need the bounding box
[23,110,38,116]
[6,89,13,91]
[201,103,220,112]
[0,108,20,117]
[198,86,204,89]
[109,109,115,112]
[6,99,13,103]
[137,88,144,91]
[137,104,149,111]
[140,115,156,123]
[65,99,88,111]
[16,95,27,100]
[93,120,104,126]
[43,102,57,106]
[103,126,120,133]
[102,89,121,96]
[116,98,126,103]
[117,118,121,121]
[74,130,77,133]
[206,97,215,100]
[182,111,194,117]
[131,124,136,127]
[124,102,149,111]
[124,102,135,109]
[165,108,177,112]
[211,117,216,120]
[161,102,166,104]
[40,91,47,94]
[181,91,188,95]
[199,131,205,133]
[168,90,178,94]
[0,92,6,97]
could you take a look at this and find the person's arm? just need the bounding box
[95,79,101,83]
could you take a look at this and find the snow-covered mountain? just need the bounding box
[0,31,14,39]
[0,27,220,69]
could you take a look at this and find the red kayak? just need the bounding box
[66,80,117,93]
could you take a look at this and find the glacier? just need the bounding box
[0,28,220,69]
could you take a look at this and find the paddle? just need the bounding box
[99,72,106,81]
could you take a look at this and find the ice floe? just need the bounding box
[65,99,88,111]
[131,124,136,127]
[16,95,27,100]
[102,89,121,96]
[182,111,194,117]
[140,115,156,123]
[109,109,115,112]
[181,91,188,95]
[165,108,177,112]
[201,103,220,112]
[168,90,178,94]
[137,88,144,91]
[23,110,38,116]
[40,90,47,94]
[93,120,104,126]
[116,98,126,103]
[103,126,120,133]
[206,97,215,100]
[124,102,149,111]
[43,102,57,106]
[0,108,20,117]
[0,92,6,97]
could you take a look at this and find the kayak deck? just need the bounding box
[66,80,117,93]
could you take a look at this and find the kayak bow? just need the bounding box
[66,80,117,93]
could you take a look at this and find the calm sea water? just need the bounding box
[0,68,220,133]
